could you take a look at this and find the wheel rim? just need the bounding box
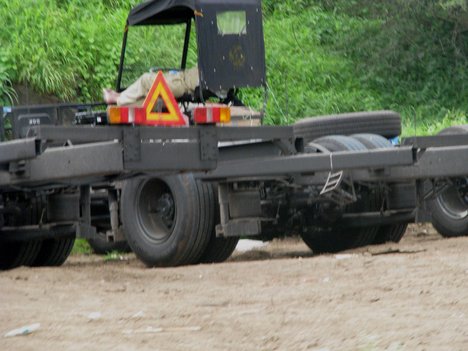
[136,179,176,244]
[437,180,468,220]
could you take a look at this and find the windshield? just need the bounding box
[119,22,197,90]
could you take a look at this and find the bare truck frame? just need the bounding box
[1,0,468,269]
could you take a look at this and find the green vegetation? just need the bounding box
[0,0,133,102]
[1,0,468,134]
[104,251,124,262]
[70,238,93,255]
[259,0,468,132]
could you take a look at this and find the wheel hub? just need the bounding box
[137,179,176,243]
[153,193,175,229]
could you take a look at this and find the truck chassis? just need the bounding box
[1,104,468,269]
[2,0,468,269]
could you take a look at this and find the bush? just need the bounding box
[322,0,468,130]
[1,0,467,135]
[0,49,17,104]
[0,0,133,102]
[244,6,383,125]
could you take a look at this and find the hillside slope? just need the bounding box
[1,0,467,133]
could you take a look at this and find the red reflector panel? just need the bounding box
[194,105,231,124]
[107,106,146,125]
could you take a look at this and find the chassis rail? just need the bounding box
[1,126,468,189]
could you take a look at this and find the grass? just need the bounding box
[401,108,468,137]
[71,238,93,255]
[104,251,125,262]
[70,238,129,258]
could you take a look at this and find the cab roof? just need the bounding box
[127,0,196,25]
[128,0,261,25]
[127,0,266,92]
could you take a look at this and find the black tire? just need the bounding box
[199,236,239,263]
[28,195,75,267]
[311,134,369,153]
[0,241,43,270]
[374,224,408,244]
[430,185,468,237]
[0,196,44,270]
[0,197,45,270]
[352,134,409,244]
[301,226,378,254]
[428,126,468,237]
[294,111,401,143]
[88,190,132,255]
[300,135,378,253]
[434,125,468,135]
[198,184,239,264]
[121,175,214,267]
[193,180,216,263]
[351,133,394,149]
[88,236,131,255]
[31,236,75,267]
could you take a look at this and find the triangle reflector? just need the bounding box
[142,71,186,126]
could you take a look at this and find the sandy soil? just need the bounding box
[1,225,468,351]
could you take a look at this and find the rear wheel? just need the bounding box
[199,235,239,263]
[88,235,131,255]
[88,190,132,254]
[198,184,239,264]
[121,175,214,267]
[428,126,468,237]
[0,196,44,270]
[300,135,378,253]
[352,133,408,244]
[0,241,42,270]
[374,224,408,244]
[31,236,75,267]
[301,226,377,254]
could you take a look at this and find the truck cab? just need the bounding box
[115,0,266,125]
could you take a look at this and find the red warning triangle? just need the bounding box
[142,71,186,126]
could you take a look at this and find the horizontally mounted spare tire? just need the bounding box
[294,111,401,143]
[428,125,468,237]
[121,175,214,267]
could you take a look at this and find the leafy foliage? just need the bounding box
[0,0,134,102]
[316,0,468,131]
[71,238,92,255]
[0,49,17,104]
[1,0,467,134]
[258,5,383,125]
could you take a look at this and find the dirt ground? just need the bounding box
[1,225,468,351]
